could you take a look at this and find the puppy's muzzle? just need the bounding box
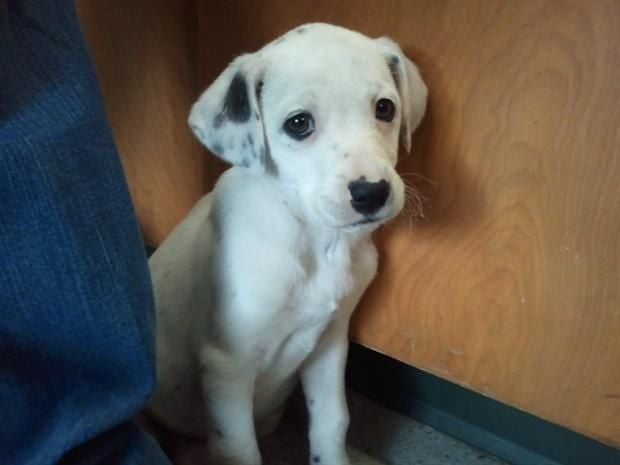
[348,178,390,216]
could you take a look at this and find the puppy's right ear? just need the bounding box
[189,54,267,173]
[375,37,428,154]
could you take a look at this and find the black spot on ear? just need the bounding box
[223,72,251,122]
[191,125,206,141]
[211,142,224,155]
[257,147,266,166]
[213,112,225,129]
[388,55,401,90]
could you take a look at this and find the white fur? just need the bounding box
[148,23,427,465]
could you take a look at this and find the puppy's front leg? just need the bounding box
[301,316,352,465]
[200,348,261,465]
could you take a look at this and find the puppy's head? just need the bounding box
[190,23,427,230]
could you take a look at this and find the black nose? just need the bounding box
[348,179,390,216]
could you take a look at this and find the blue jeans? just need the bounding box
[0,1,170,464]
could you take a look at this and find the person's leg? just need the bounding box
[0,1,169,464]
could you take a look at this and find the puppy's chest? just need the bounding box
[294,237,355,319]
[259,239,355,368]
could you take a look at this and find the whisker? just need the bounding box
[398,179,431,229]
[398,171,438,186]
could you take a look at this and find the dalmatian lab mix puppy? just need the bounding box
[147,23,427,465]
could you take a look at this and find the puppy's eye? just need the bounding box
[375,98,396,122]
[284,112,315,140]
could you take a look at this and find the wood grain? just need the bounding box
[80,0,620,446]
[193,0,620,445]
[76,0,211,246]
[347,0,620,446]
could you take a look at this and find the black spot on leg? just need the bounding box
[309,398,315,406]
[388,55,401,90]
[312,455,321,463]
[223,72,251,122]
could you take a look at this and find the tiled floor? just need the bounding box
[262,390,511,465]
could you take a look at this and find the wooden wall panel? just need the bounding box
[80,0,620,446]
[76,0,213,246]
[194,0,620,445]
[199,0,620,444]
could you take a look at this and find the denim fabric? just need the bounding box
[0,1,170,464]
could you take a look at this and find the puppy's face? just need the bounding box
[190,24,427,231]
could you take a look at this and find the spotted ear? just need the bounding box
[376,37,428,153]
[189,54,267,173]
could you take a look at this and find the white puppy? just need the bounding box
[147,23,427,465]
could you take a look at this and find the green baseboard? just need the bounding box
[346,343,619,465]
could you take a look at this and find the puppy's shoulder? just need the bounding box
[213,168,298,240]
